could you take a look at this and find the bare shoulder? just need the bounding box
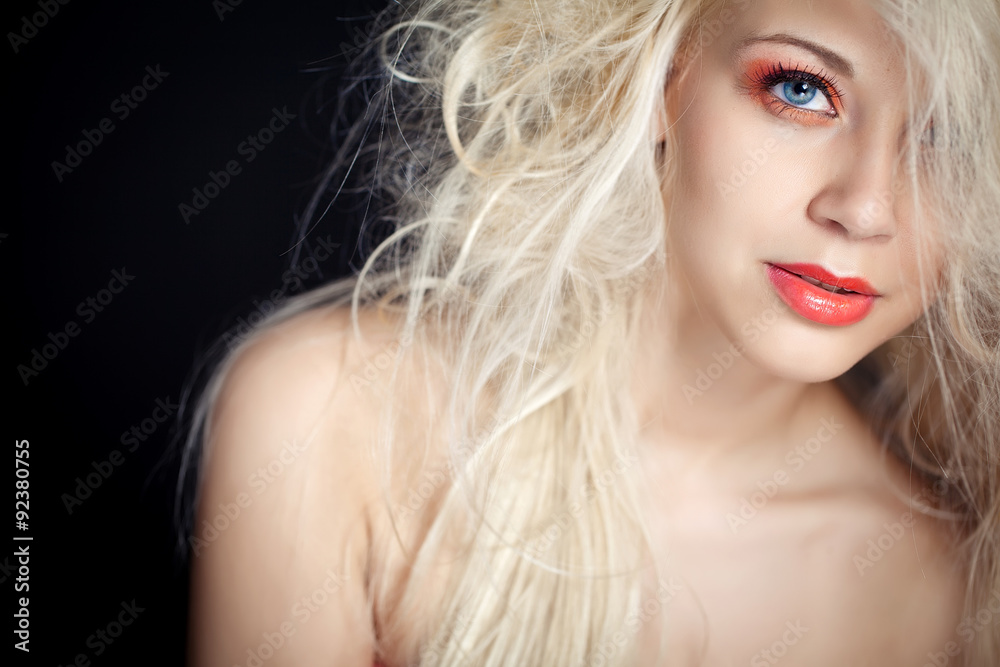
[803,465,966,664]
[772,389,967,664]
[188,304,421,667]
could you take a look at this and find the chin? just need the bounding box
[731,316,879,385]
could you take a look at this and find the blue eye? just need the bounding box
[783,81,816,105]
[770,79,833,112]
[748,62,844,119]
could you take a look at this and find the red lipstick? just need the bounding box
[766,263,878,326]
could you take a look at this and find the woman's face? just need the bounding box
[663,0,942,382]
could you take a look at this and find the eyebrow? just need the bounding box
[735,32,856,78]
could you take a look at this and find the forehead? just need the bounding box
[702,0,904,79]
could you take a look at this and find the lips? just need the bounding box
[766,263,878,326]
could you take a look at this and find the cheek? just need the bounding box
[894,235,945,323]
[671,88,743,206]
[891,197,947,310]
[669,99,798,254]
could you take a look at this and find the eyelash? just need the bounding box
[745,62,845,121]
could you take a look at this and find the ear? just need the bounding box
[653,49,693,144]
[651,98,669,144]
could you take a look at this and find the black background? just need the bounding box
[7,0,387,663]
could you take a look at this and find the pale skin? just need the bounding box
[188,0,966,665]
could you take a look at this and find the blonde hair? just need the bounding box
[182,0,1000,664]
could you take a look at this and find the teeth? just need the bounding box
[797,273,856,294]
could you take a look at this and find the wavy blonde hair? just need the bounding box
[182,0,1000,664]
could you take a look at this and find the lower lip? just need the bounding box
[766,264,876,326]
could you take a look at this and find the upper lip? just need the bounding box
[769,262,880,297]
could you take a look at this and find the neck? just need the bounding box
[630,266,838,455]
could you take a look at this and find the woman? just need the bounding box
[185,0,1000,664]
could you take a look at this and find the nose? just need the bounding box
[806,128,902,240]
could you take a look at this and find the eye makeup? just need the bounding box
[738,57,846,125]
